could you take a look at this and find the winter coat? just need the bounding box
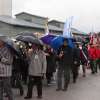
[58,45,73,69]
[73,47,80,66]
[88,47,97,60]
[12,55,28,74]
[0,47,13,77]
[45,49,56,73]
[28,50,47,76]
[95,48,100,59]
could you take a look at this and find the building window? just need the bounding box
[25,19,32,22]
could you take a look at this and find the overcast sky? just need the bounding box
[12,0,100,33]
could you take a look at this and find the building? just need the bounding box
[0,12,88,38]
[15,12,64,35]
[15,12,86,36]
[0,0,12,16]
[48,20,64,29]
[0,15,45,36]
[48,19,88,37]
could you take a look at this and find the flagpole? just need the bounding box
[63,16,73,38]
[45,17,49,35]
[70,16,74,37]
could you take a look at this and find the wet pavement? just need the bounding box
[4,70,100,100]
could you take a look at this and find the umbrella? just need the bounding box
[17,32,37,38]
[0,34,8,42]
[51,36,63,49]
[16,36,43,45]
[16,35,24,41]
[51,36,75,50]
[5,38,20,56]
[0,35,20,56]
[40,34,56,45]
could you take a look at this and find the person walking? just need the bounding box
[80,44,88,77]
[88,44,97,74]
[0,37,14,100]
[56,38,73,91]
[24,44,47,99]
[12,55,24,96]
[72,43,80,83]
[45,46,56,85]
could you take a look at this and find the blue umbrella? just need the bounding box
[51,36,75,50]
[50,36,63,50]
[40,34,56,45]
[68,38,75,48]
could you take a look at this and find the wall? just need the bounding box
[0,21,45,37]
[16,13,48,25]
[48,21,64,29]
[0,21,13,36]
[11,25,45,36]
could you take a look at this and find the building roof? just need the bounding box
[15,12,48,20]
[0,15,63,31]
[0,15,83,34]
[49,20,64,24]
[0,15,45,29]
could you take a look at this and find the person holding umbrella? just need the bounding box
[56,38,73,91]
[24,44,47,99]
[0,36,14,100]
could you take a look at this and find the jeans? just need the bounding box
[57,67,70,89]
[0,77,14,100]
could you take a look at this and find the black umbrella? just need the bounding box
[0,34,20,56]
[16,36,43,45]
[16,35,24,41]
[4,38,20,56]
[17,32,37,38]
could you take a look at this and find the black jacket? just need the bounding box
[73,47,80,66]
[45,49,56,73]
[58,45,73,68]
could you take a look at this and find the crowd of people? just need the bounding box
[0,34,100,100]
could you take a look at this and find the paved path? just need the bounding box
[5,70,100,100]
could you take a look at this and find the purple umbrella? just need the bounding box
[40,34,56,45]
